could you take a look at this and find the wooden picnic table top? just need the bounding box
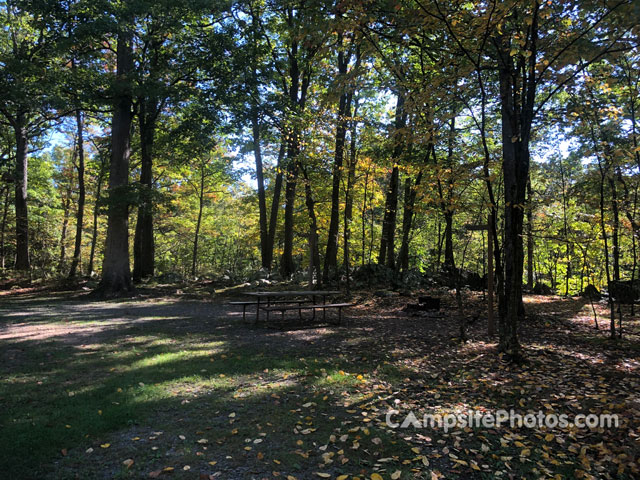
[245,290,341,298]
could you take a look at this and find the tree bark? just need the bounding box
[324,41,352,282]
[88,154,106,275]
[95,27,134,296]
[14,117,30,270]
[0,186,9,269]
[59,184,71,272]
[301,165,321,285]
[69,108,86,278]
[133,99,157,281]
[344,105,358,293]
[378,93,406,270]
[265,142,286,270]
[192,168,205,277]
[526,176,534,290]
[252,108,269,270]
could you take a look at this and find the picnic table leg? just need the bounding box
[323,295,327,322]
[255,297,261,324]
[266,297,271,323]
[311,295,316,321]
[242,304,247,322]
[298,301,302,320]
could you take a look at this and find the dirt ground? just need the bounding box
[1,286,639,479]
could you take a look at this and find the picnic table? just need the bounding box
[230,290,354,326]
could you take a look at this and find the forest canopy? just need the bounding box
[1,0,639,357]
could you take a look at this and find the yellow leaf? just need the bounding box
[100,443,110,449]
[392,471,402,480]
[371,474,384,480]
[316,474,331,478]
[337,476,349,480]
[123,459,134,469]
[545,433,555,442]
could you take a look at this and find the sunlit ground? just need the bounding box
[1,291,638,479]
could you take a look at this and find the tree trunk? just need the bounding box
[280,36,308,278]
[0,186,9,269]
[88,155,106,275]
[265,142,286,271]
[14,118,30,271]
[59,185,71,272]
[95,28,134,296]
[497,47,529,359]
[192,168,205,277]
[609,174,620,282]
[301,165,321,285]
[133,100,156,281]
[281,149,299,278]
[252,108,269,270]
[324,42,352,283]
[69,108,86,278]
[378,93,406,270]
[526,176,534,290]
[398,175,418,271]
[344,107,358,293]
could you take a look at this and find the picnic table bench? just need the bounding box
[230,290,355,326]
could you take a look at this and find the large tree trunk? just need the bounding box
[95,28,134,296]
[497,50,527,359]
[324,42,352,282]
[133,100,156,281]
[378,93,406,269]
[69,108,86,278]
[14,118,30,271]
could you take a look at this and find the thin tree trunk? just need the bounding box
[69,108,86,278]
[192,168,205,277]
[59,186,71,271]
[265,141,286,271]
[96,27,134,296]
[0,186,9,269]
[281,35,309,278]
[324,41,352,282]
[344,104,358,292]
[301,165,321,285]
[378,93,406,269]
[252,108,269,270]
[527,176,534,290]
[88,155,106,275]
